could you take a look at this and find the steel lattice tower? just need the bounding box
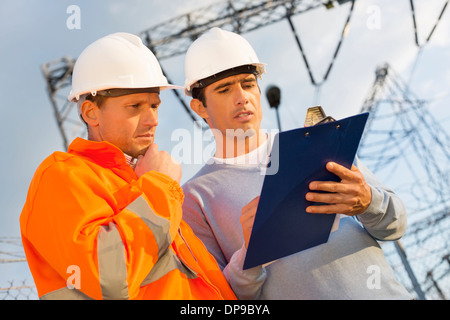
[41,0,355,150]
[359,64,450,221]
[38,0,450,299]
[357,63,450,299]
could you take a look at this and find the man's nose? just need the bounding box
[234,85,249,106]
[141,108,158,127]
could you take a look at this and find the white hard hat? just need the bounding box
[184,27,266,96]
[68,32,182,102]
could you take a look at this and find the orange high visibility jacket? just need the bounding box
[20,138,236,300]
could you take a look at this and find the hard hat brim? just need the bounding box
[68,84,183,102]
[185,63,266,97]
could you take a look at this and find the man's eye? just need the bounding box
[218,88,229,94]
[244,81,256,88]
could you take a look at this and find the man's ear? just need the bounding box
[80,100,100,127]
[190,98,209,120]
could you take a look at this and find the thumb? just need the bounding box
[135,155,144,167]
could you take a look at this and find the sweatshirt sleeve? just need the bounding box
[354,156,407,241]
[20,159,183,300]
[182,190,228,269]
[182,183,266,300]
[223,244,266,300]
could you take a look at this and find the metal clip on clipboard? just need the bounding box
[304,106,335,127]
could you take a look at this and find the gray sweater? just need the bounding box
[182,137,412,299]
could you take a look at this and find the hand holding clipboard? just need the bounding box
[243,109,369,269]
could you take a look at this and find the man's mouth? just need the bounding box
[136,133,154,140]
[234,110,254,121]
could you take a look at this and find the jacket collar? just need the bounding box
[68,137,133,169]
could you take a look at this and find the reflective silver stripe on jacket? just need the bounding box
[97,222,129,299]
[126,195,172,255]
[141,248,197,286]
[42,195,197,300]
[40,287,93,300]
[97,195,197,299]
[126,196,197,286]
[96,195,173,299]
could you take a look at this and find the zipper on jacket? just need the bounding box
[176,228,225,299]
[178,228,197,262]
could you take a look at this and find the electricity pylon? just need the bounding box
[357,63,450,299]
[42,0,356,150]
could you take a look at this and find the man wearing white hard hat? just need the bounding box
[20,32,236,300]
[182,27,412,299]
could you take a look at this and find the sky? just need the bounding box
[1,0,449,296]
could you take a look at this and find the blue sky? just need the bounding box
[1,0,449,294]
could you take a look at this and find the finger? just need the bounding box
[305,191,350,204]
[241,209,256,223]
[326,162,354,180]
[306,203,348,214]
[309,181,349,193]
[241,197,259,226]
[135,155,144,165]
[242,196,260,212]
[241,198,258,224]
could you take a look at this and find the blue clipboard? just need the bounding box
[243,112,369,270]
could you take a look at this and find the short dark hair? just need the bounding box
[191,65,259,107]
[192,87,207,107]
[191,88,208,124]
[191,65,258,93]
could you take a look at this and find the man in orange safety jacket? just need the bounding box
[19,32,236,300]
